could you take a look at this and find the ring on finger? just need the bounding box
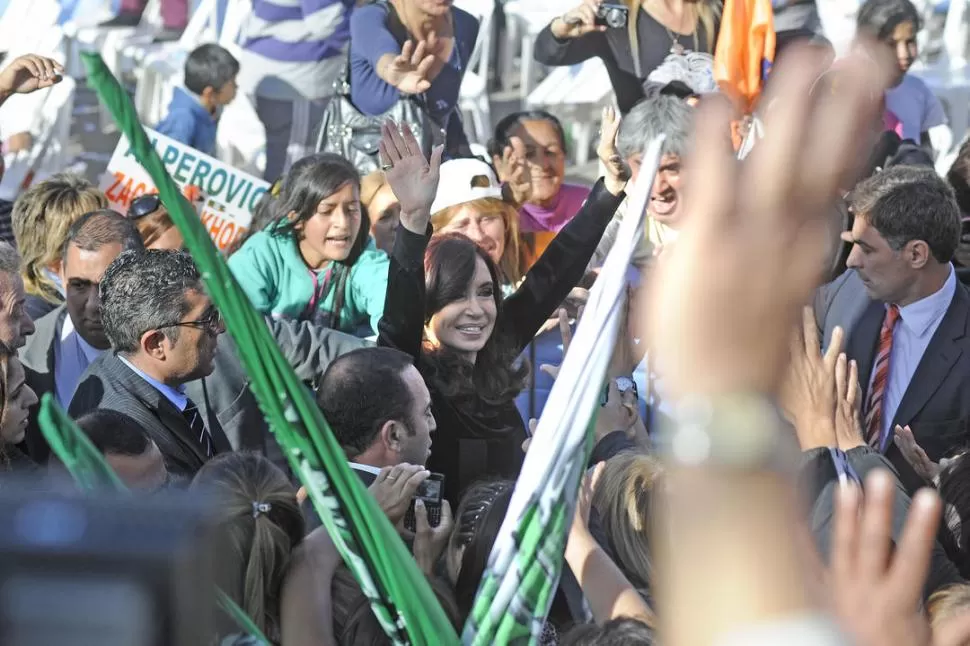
[381,163,394,171]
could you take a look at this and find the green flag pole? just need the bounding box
[79,52,457,645]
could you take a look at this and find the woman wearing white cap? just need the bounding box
[429,158,529,290]
[375,121,628,506]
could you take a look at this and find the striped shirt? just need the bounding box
[238,0,355,101]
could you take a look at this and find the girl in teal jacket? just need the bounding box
[229,154,389,336]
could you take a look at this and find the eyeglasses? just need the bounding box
[159,308,223,335]
[128,194,162,220]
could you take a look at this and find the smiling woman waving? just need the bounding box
[377,122,626,505]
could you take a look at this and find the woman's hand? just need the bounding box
[380,38,436,95]
[499,136,532,207]
[413,499,453,575]
[893,424,941,482]
[539,308,575,380]
[379,120,443,234]
[550,0,606,39]
[597,105,630,196]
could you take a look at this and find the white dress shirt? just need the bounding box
[118,355,189,412]
[54,315,105,407]
[869,265,957,442]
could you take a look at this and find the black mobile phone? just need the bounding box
[404,472,445,532]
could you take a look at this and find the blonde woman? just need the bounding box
[535,0,721,114]
[11,174,107,320]
[429,158,529,290]
[591,452,663,596]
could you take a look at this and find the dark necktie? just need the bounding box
[182,398,213,458]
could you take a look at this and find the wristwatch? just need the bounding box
[656,393,797,471]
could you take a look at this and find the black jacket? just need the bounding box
[379,179,624,507]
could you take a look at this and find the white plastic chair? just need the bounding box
[0,0,63,60]
[455,0,495,145]
[526,58,613,164]
[63,0,163,79]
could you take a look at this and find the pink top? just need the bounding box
[884,109,903,138]
[518,183,592,233]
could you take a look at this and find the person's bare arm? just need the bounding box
[280,528,340,646]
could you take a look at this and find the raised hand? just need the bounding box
[835,353,865,450]
[893,424,941,482]
[0,54,63,101]
[500,136,531,206]
[779,307,843,449]
[539,308,574,380]
[596,105,630,196]
[551,0,607,39]
[382,39,435,95]
[378,120,442,234]
[831,471,941,646]
[644,46,890,399]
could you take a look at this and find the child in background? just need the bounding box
[228,154,389,337]
[856,0,947,149]
[155,44,239,157]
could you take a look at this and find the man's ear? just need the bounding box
[140,329,169,360]
[907,239,931,270]
[381,419,403,453]
[620,389,639,434]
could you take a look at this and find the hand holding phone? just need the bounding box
[404,472,445,532]
[412,496,453,575]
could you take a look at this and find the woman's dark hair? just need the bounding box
[331,567,459,644]
[857,0,922,41]
[269,153,368,265]
[190,452,305,641]
[422,234,528,407]
[487,110,567,160]
[450,480,514,620]
[948,139,970,216]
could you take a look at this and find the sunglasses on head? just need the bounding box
[128,194,162,220]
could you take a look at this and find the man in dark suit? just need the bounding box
[836,166,970,490]
[20,210,144,461]
[69,249,231,477]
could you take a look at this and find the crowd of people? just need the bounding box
[6,0,970,644]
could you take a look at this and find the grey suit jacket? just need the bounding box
[68,352,233,477]
[19,305,67,462]
[813,269,871,349]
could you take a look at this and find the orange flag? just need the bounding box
[714,0,777,114]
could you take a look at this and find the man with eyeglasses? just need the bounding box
[69,249,231,477]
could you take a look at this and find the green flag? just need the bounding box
[80,52,458,646]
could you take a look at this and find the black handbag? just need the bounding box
[314,0,449,175]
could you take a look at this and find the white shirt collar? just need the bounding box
[118,355,188,412]
[896,265,957,337]
[348,462,382,476]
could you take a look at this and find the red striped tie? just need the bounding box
[865,304,901,450]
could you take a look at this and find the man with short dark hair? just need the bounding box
[316,346,435,484]
[834,166,970,488]
[19,209,144,461]
[69,249,231,477]
[76,409,170,492]
[0,240,33,349]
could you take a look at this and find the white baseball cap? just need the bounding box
[430,158,504,215]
